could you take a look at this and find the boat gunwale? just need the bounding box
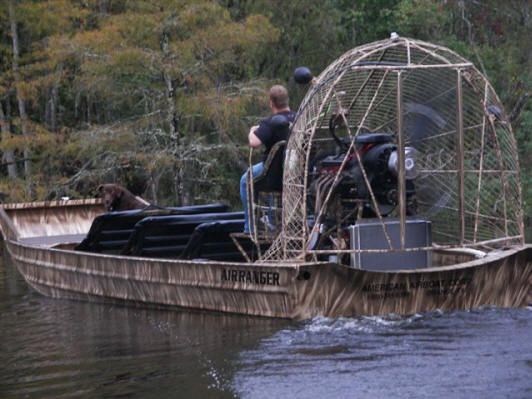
[5,237,320,269]
[1,198,103,210]
[5,235,531,274]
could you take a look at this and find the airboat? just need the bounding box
[1,37,530,319]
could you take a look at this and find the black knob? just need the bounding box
[294,66,313,84]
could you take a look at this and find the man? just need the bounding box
[240,85,296,233]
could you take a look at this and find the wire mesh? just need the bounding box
[263,38,523,262]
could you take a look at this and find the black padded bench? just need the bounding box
[180,220,253,261]
[123,211,245,258]
[75,202,229,254]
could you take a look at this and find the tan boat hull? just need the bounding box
[1,199,530,319]
[4,239,531,320]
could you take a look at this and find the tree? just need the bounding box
[46,0,279,205]
[0,0,89,198]
[8,0,31,178]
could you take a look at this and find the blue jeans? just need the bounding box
[240,162,264,233]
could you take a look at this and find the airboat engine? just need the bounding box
[310,132,419,226]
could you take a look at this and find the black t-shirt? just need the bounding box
[254,110,296,162]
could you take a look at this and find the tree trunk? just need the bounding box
[45,86,58,131]
[0,102,18,179]
[9,0,31,178]
[51,82,58,130]
[510,93,532,124]
[161,28,184,206]
[75,90,81,120]
[46,68,60,131]
[98,0,108,15]
[86,92,91,123]
[150,176,158,204]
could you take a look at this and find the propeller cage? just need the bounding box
[263,37,524,261]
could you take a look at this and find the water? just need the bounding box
[1,252,531,399]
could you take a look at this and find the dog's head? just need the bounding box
[97,184,123,211]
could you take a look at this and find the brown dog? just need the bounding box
[97,184,150,211]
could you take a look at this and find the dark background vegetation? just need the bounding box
[0,0,530,237]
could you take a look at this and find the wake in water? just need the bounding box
[232,308,532,399]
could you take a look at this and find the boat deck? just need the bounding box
[18,234,87,247]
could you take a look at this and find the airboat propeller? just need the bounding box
[263,37,524,262]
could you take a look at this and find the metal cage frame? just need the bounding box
[263,37,524,262]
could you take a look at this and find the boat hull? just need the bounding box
[293,246,532,318]
[5,239,531,320]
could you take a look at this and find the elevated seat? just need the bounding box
[252,140,286,193]
[123,211,244,257]
[248,140,286,239]
[75,202,229,254]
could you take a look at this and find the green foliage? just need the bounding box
[0,0,280,205]
[335,0,402,43]
[516,109,532,239]
[394,0,452,40]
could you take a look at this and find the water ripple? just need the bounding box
[233,307,532,399]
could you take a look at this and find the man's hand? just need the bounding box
[248,125,262,147]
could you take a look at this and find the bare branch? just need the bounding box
[509,93,532,124]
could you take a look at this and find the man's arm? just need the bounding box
[248,125,262,147]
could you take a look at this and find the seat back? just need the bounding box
[180,219,250,261]
[252,140,286,193]
[75,202,229,254]
[245,141,287,241]
[123,211,244,257]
